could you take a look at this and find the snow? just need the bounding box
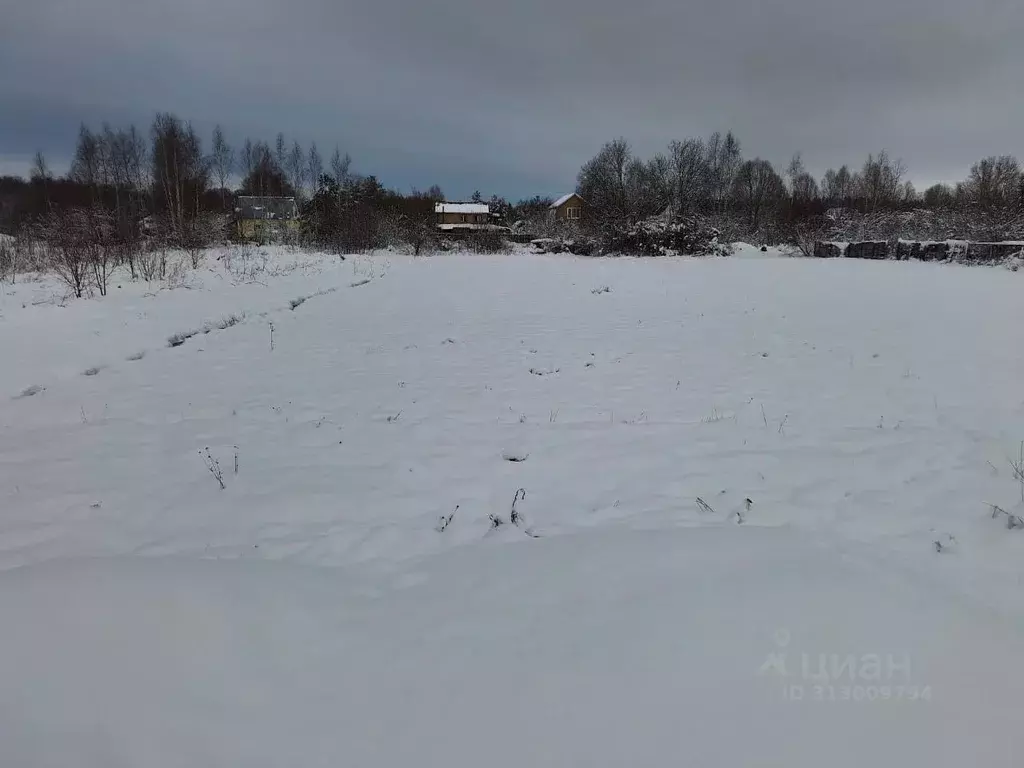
[550,192,579,208]
[0,245,364,396]
[3,527,1023,767]
[3,247,1024,765]
[435,202,490,214]
[437,222,506,231]
[730,241,786,258]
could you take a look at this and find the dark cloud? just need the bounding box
[2,0,1022,196]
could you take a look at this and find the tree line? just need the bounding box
[3,114,1022,258]
[575,133,1024,244]
[0,112,574,257]
[1,113,419,240]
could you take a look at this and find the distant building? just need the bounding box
[235,196,299,241]
[435,202,496,231]
[549,193,584,223]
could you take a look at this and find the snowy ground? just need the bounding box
[3,244,1024,765]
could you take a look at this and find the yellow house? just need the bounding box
[235,196,300,241]
[549,193,584,222]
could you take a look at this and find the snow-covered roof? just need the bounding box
[550,193,581,209]
[437,223,508,232]
[435,202,490,215]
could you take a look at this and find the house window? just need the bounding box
[567,207,581,220]
[461,214,467,223]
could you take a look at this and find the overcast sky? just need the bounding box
[2,0,1022,199]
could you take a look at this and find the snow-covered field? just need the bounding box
[3,245,1024,766]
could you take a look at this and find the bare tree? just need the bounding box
[577,138,631,226]
[210,125,234,207]
[626,154,670,220]
[786,153,805,191]
[923,183,956,208]
[69,124,102,198]
[180,213,221,267]
[287,140,305,200]
[88,209,116,296]
[37,208,113,298]
[151,113,210,235]
[240,142,292,197]
[30,151,52,208]
[240,139,255,185]
[30,151,52,182]
[275,133,287,172]
[330,147,352,198]
[667,138,707,216]
[704,131,741,211]
[822,166,854,207]
[117,124,149,193]
[307,142,324,194]
[856,151,906,212]
[964,155,1020,209]
[793,173,820,203]
[733,159,785,233]
[787,155,819,206]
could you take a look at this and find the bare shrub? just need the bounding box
[467,229,509,253]
[603,215,729,257]
[136,243,164,282]
[0,238,13,283]
[168,314,243,347]
[695,497,717,515]
[227,245,269,283]
[89,219,116,297]
[436,505,458,533]
[168,329,197,347]
[164,254,191,289]
[400,213,439,255]
[34,207,116,298]
[199,447,226,490]
[207,313,243,332]
[179,213,222,268]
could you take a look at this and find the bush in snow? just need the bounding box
[601,215,731,257]
[531,236,598,256]
[177,213,223,269]
[399,213,439,256]
[33,206,118,297]
[466,229,510,254]
[0,238,12,283]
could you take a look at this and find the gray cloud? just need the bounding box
[2,0,1022,197]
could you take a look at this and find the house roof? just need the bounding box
[550,193,582,209]
[437,223,509,232]
[236,196,298,221]
[435,202,490,214]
